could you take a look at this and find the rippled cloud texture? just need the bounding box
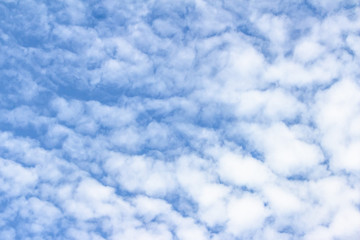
[1,0,360,239]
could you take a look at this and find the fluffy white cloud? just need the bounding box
[104,152,176,196]
[218,153,274,188]
[226,194,269,236]
[0,158,38,197]
[314,79,360,172]
[241,122,324,176]
[1,0,360,239]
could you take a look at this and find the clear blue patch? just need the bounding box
[92,6,108,20]
[165,192,198,218]
[287,175,308,181]
[279,226,295,235]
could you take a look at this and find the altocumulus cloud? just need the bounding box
[0,0,360,239]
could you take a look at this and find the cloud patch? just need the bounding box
[1,0,360,239]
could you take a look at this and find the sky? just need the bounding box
[0,0,360,239]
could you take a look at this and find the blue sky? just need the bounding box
[1,0,360,239]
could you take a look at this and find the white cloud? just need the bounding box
[18,197,62,233]
[314,79,360,172]
[0,158,38,197]
[218,153,274,188]
[0,229,15,240]
[104,153,176,196]
[329,206,360,239]
[252,13,289,54]
[235,88,305,121]
[308,0,357,12]
[174,217,209,240]
[217,43,266,91]
[86,100,136,128]
[242,122,324,176]
[51,97,84,124]
[1,0,360,239]
[293,39,325,63]
[226,194,269,236]
[264,185,303,216]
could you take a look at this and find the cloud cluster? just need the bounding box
[1,0,360,239]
